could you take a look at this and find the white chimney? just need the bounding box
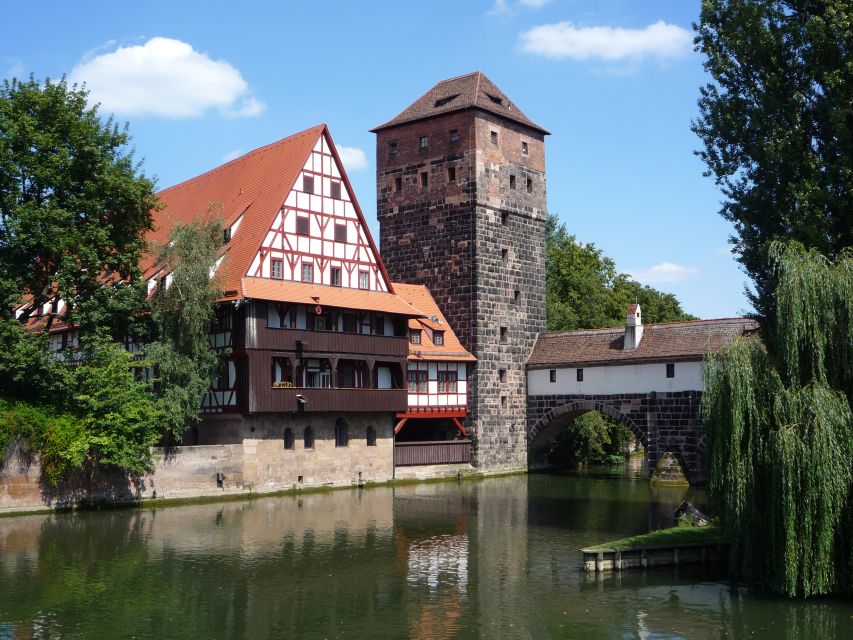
[624,303,643,351]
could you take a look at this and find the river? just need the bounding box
[1,459,851,639]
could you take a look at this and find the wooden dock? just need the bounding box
[580,542,729,573]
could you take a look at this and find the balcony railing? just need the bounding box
[394,440,472,466]
[252,386,408,413]
[247,326,408,358]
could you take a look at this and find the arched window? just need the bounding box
[304,425,314,449]
[366,425,376,447]
[335,417,348,447]
[283,427,294,450]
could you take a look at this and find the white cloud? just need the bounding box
[628,262,698,285]
[337,146,367,171]
[519,0,553,7]
[69,37,266,118]
[519,20,692,61]
[222,149,243,162]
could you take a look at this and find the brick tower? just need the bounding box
[372,71,548,471]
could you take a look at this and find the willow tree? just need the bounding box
[702,242,853,596]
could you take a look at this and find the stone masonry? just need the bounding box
[375,94,546,472]
[526,392,706,483]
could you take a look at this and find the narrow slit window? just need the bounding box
[490,131,498,144]
[513,290,520,305]
[499,326,508,344]
[390,142,398,158]
[499,368,506,383]
[526,178,533,194]
[394,176,402,192]
[666,363,675,378]
[549,369,557,383]
[447,166,456,182]
[420,172,428,188]
[510,175,516,190]
[577,368,584,382]
[522,141,529,155]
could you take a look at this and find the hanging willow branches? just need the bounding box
[702,241,853,597]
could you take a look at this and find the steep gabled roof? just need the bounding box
[371,71,549,135]
[394,283,476,362]
[528,318,759,368]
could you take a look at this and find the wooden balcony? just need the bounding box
[394,440,472,466]
[251,386,408,413]
[247,326,408,358]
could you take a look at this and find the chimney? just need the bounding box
[624,303,643,351]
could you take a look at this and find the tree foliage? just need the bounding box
[693,0,853,328]
[546,214,695,331]
[702,242,853,596]
[549,411,635,467]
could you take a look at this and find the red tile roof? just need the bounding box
[371,71,549,134]
[393,283,476,362]
[528,318,759,368]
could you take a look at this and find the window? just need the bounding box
[499,368,506,383]
[500,326,508,344]
[526,178,533,194]
[501,248,508,260]
[410,330,422,345]
[358,270,369,290]
[335,418,349,447]
[304,426,314,449]
[303,175,314,194]
[284,428,294,450]
[435,94,458,108]
[223,227,232,244]
[390,142,398,158]
[513,290,520,305]
[433,331,444,346]
[420,172,428,188]
[330,266,342,287]
[577,368,584,382]
[394,176,402,192]
[419,135,429,149]
[549,369,557,383]
[438,370,458,393]
[666,363,675,378]
[447,166,456,182]
[490,130,498,144]
[522,141,529,155]
[408,369,428,393]
[330,181,342,199]
[343,314,358,333]
[366,425,377,447]
[271,258,283,279]
[335,222,347,243]
[510,174,516,190]
[501,211,509,225]
[501,396,507,409]
[296,215,310,236]
[301,262,314,283]
[449,129,459,142]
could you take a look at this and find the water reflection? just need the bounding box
[1,465,850,639]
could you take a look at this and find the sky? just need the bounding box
[0,0,751,319]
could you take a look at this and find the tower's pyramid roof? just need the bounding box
[371,71,548,134]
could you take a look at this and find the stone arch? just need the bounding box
[527,400,646,470]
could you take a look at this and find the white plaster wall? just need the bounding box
[527,360,704,396]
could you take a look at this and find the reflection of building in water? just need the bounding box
[406,533,468,593]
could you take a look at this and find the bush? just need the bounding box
[549,411,635,467]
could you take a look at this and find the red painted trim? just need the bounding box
[451,417,468,437]
[395,410,467,419]
[394,418,408,434]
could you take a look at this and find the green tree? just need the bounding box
[546,214,695,331]
[693,0,853,330]
[549,411,635,467]
[146,215,223,440]
[0,76,157,338]
[702,242,853,596]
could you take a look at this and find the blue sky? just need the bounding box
[1,0,750,318]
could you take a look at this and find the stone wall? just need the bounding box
[0,412,396,514]
[526,391,706,483]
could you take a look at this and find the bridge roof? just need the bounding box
[527,318,759,369]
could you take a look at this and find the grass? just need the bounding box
[583,524,723,552]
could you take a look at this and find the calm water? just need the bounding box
[1,460,851,639]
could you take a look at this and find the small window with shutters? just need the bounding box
[303,175,314,194]
[335,223,347,243]
[330,181,341,199]
[296,215,310,236]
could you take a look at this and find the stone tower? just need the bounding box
[372,71,548,471]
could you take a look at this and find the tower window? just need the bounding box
[449,129,459,142]
[499,368,506,383]
[330,266,342,287]
[394,176,402,192]
[330,181,342,199]
[501,211,509,226]
[301,262,314,283]
[500,326,508,344]
[501,248,508,260]
[296,215,310,236]
[577,369,584,382]
[501,396,507,409]
[420,135,429,149]
[513,290,520,305]
[447,166,456,182]
[334,223,347,243]
[490,131,498,145]
[666,363,675,378]
[271,258,283,279]
[390,142,398,158]
[510,175,516,190]
[522,141,529,155]
[420,172,428,188]
[527,178,533,194]
[549,369,557,383]
[303,175,314,194]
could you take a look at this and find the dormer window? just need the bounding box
[433,331,444,346]
[485,92,503,105]
[223,227,232,244]
[410,330,422,345]
[434,94,459,108]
